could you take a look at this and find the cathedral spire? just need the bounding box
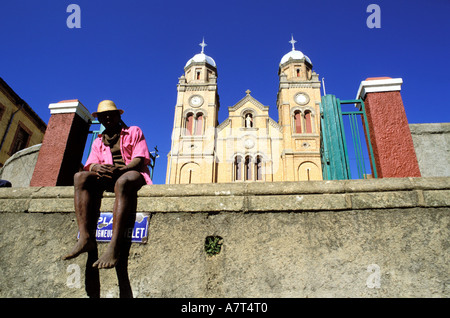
[289,34,297,51]
[185,37,216,69]
[199,37,207,54]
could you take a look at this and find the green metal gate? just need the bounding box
[320,95,377,180]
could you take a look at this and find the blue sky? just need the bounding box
[1,0,449,184]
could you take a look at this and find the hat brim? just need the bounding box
[92,109,124,118]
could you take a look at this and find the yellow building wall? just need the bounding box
[0,83,46,167]
[215,96,285,183]
[166,50,324,184]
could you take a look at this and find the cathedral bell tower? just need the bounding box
[277,35,323,181]
[166,39,220,184]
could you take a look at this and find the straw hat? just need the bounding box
[92,100,124,118]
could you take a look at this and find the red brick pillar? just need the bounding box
[30,100,93,186]
[357,77,421,178]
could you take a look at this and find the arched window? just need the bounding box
[294,110,302,134]
[244,156,252,181]
[234,156,242,181]
[185,112,204,136]
[186,113,194,135]
[255,156,263,181]
[304,110,312,133]
[195,113,203,135]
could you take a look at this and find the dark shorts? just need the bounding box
[97,176,119,193]
[96,172,145,193]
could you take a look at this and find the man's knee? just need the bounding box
[114,172,142,194]
[74,171,86,184]
[74,171,96,188]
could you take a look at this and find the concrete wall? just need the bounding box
[0,177,449,298]
[410,123,450,177]
[0,144,41,187]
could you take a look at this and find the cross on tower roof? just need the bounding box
[289,34,297,51]
[199,37,207,54]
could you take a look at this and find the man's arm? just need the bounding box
[119,157,145,173]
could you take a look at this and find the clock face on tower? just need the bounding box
[294,92,309,105]
[189,95,204,107]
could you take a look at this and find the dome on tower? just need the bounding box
[185,52,216,68]
[280,35,312,66]
[184,38,216,68]
[280,50,312,65]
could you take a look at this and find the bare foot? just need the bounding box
[92,247,119,269]
[62,237,96,260]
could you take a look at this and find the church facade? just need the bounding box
[166,38,323,184]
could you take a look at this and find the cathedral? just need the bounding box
[166,37,323,184]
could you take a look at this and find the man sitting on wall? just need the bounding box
[62,100,152,269]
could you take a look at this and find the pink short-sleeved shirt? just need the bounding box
[84,126,153,185]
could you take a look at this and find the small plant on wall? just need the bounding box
[204,236,223,256]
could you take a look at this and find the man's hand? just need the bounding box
[91,164,116,179]
[90,157,144,179]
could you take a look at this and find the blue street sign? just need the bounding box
[78,212,150,243]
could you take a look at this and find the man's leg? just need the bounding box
[63,171,102,260]
[93,171,145,269]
